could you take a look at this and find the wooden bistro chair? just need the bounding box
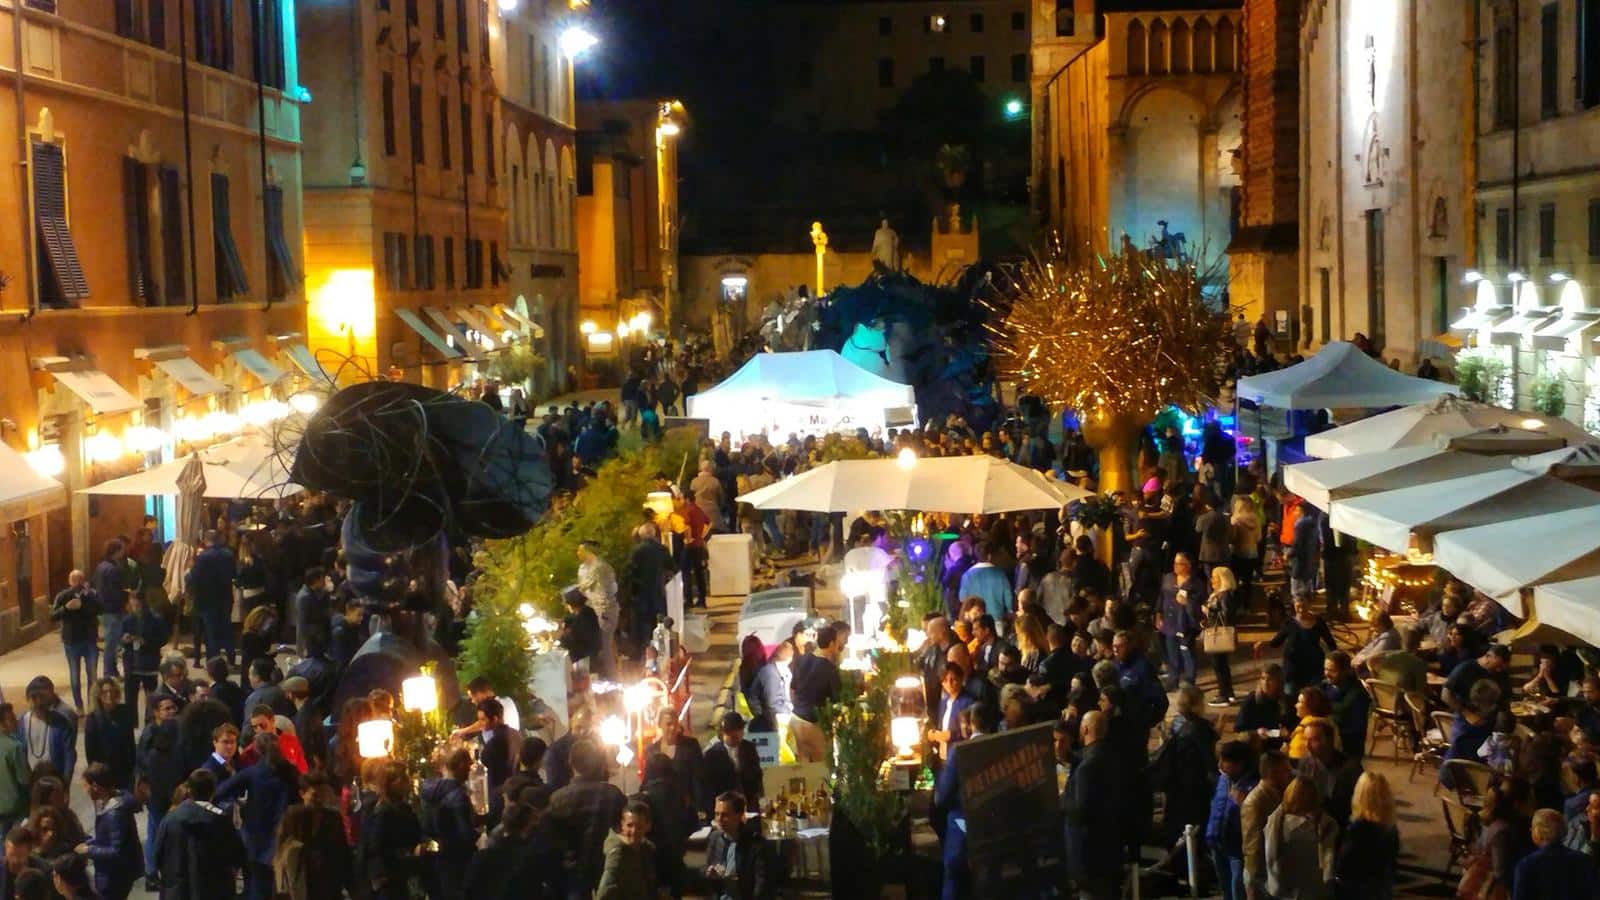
[1437,758,1496,808]
[1407,695,1448,782]
[1364,679,1410,759]
[1440,794,1481,881]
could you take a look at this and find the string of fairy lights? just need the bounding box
[985,237,1232,420]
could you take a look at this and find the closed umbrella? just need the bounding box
[161,454,207,603]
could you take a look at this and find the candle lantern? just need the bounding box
[357,719,395,759]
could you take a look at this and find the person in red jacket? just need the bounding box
[238,704,308,774]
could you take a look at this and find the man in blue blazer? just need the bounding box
[1513,809,1594,900]
[933,701,1000,900]
[929,663,974,762]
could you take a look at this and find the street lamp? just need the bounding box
[1003,97,1025,120]
[559,25,598,60]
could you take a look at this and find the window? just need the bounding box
[484,112,494,181]
[461,101,474,175]
[489,241,501,286]
[157,166,184,305]
[443,236,455,288]
[929,56,945,74]
[438,95,451,169]
[264,186,297,300]
[465,238,482,288]
[1011,53,1028,82]
[1590,199,1600,258]
[970,13,983,32]
[878,58,894,88]
[23,0,57,12]
[1433,258,1450,335]
[435,0,445,39]
[409,83,425,164]
[1365,209,1386,349]
[258,0,286,90]
[382,232,409,290]
[1495,207,1511,264]
[926,15,947,33]
[455,0,468,52]
[31,141,88,307]
[415,235,435,290]
[406,0,418,26]
[1541,4,1559,118]
[382,73,397,156]
[970,56,985,82]
[195,0,233,71]
[479,0,489,63]
[1538,203,1557,260]
[1494,23,1515,128]
[1057,9,1075,37]
[1582,0,1600,108]
[878,16,891,36]
[1012,10,1025,30]
[210,174,248,300]
[124,158,153,305]
[115,1,147,44]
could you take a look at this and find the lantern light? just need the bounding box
[401,674,438,713]
[890,716,921,756]
[85,432,124,464]
[615,745,635,767]
[623,682,652,713]
[356,719,395,758]
[289,393,322,415]
[124,425,165,454]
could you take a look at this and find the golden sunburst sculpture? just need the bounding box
[987,240,1232,494]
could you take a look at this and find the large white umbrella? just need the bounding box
[1432,503,1600,610]
[1529,575,1600,648]
[736,456,1092,514]
[161,454,206,602]
[83,435,300,500]
[1283,445,1510,510]
[1304,395,1591,458]
[1329,466,1600,553]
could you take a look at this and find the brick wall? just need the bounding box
[1239,0,1301,229]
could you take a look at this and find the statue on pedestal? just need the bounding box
[871,218,900,272]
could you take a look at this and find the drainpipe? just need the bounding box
[13,0,34,319]
[1510,0,1521,274]
[253,0,275,312]
[178,0,201,316]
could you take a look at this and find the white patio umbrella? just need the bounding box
[1329,467,1600,554]
[161,454,206,603]
[1529,575,1600,648]
[1283,445,1510,510]
[83,435,300,500]
[736,455,1092,514]
[1432,503,1600,611]
[1304,394,1592,459]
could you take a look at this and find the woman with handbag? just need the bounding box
[1202,566,1240,706]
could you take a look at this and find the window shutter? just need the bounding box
[219,0,235,71]
[410,84,425,164]
[265,186,297,299]
[195,0,214,67]
[383,74,398,157]
[149,0,166,49]
[443,236,455,288]
[115,0,135,39]
[460,100,473,175]
[32,142,89,303]
[210,173,248,298]
[158,166,185,304]
[123,157,153,305]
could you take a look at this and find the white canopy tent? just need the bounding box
[686,350,916,441]
[82,434,301,500]
[736,455,1091,514]
[1329,465,1600,554]
[1282,445,1512,510]
[1303,395,1590,458]
[1236,341,1460,409]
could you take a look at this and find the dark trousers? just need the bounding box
[1231,555,1258,610]
[198,605,235,664]
[245,860,274,900]
[684,544,709,606]
[1209,652,1234,700]
[123,673,156,721]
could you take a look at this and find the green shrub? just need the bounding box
[1531,373,1567,418]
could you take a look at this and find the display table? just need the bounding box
[707,533,754,596]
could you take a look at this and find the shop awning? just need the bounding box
[395,308,464,359]
[454,307,504,349]
[231,348,287,386]
[1489,307,1560,345]
[0,442,65,522]
[49,367,140,415]
[1449,305,1512,332]
[153,356,227,397]
[422,308,482,361]
[474,304,520,337]
[285,344,332,382]
[496,303,545,339]
[1533,311,1600,351]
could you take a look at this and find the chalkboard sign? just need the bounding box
[954,722,1058,868]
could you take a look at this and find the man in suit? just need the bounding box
[185,530,237,665]
[703,713,763,817]
[703,791,772,900]
[1064,711,1127,900]
[1513,808,1594,900]
[970,615,1007,675]
[933,701,999,900]
[929,663,974,762]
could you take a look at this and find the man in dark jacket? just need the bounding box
[51,569,102,710]
[1064,711,1127,899]
[92,540,130,679]
[185,531,237,665]
[204,658,246,726]
[1513,808,1594,900]
[559,590,601,670]
[153,769,244,900]
[119,594,170,719]
[82,763,142,900]
[933,702,1000,899]
[702,713,763,817]
[137,695,185,890]
[420,749,478,900]
[547,740,626,894]
[703,791,772,900]
[627,521,676,648]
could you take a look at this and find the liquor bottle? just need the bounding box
[467,746,490,817]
